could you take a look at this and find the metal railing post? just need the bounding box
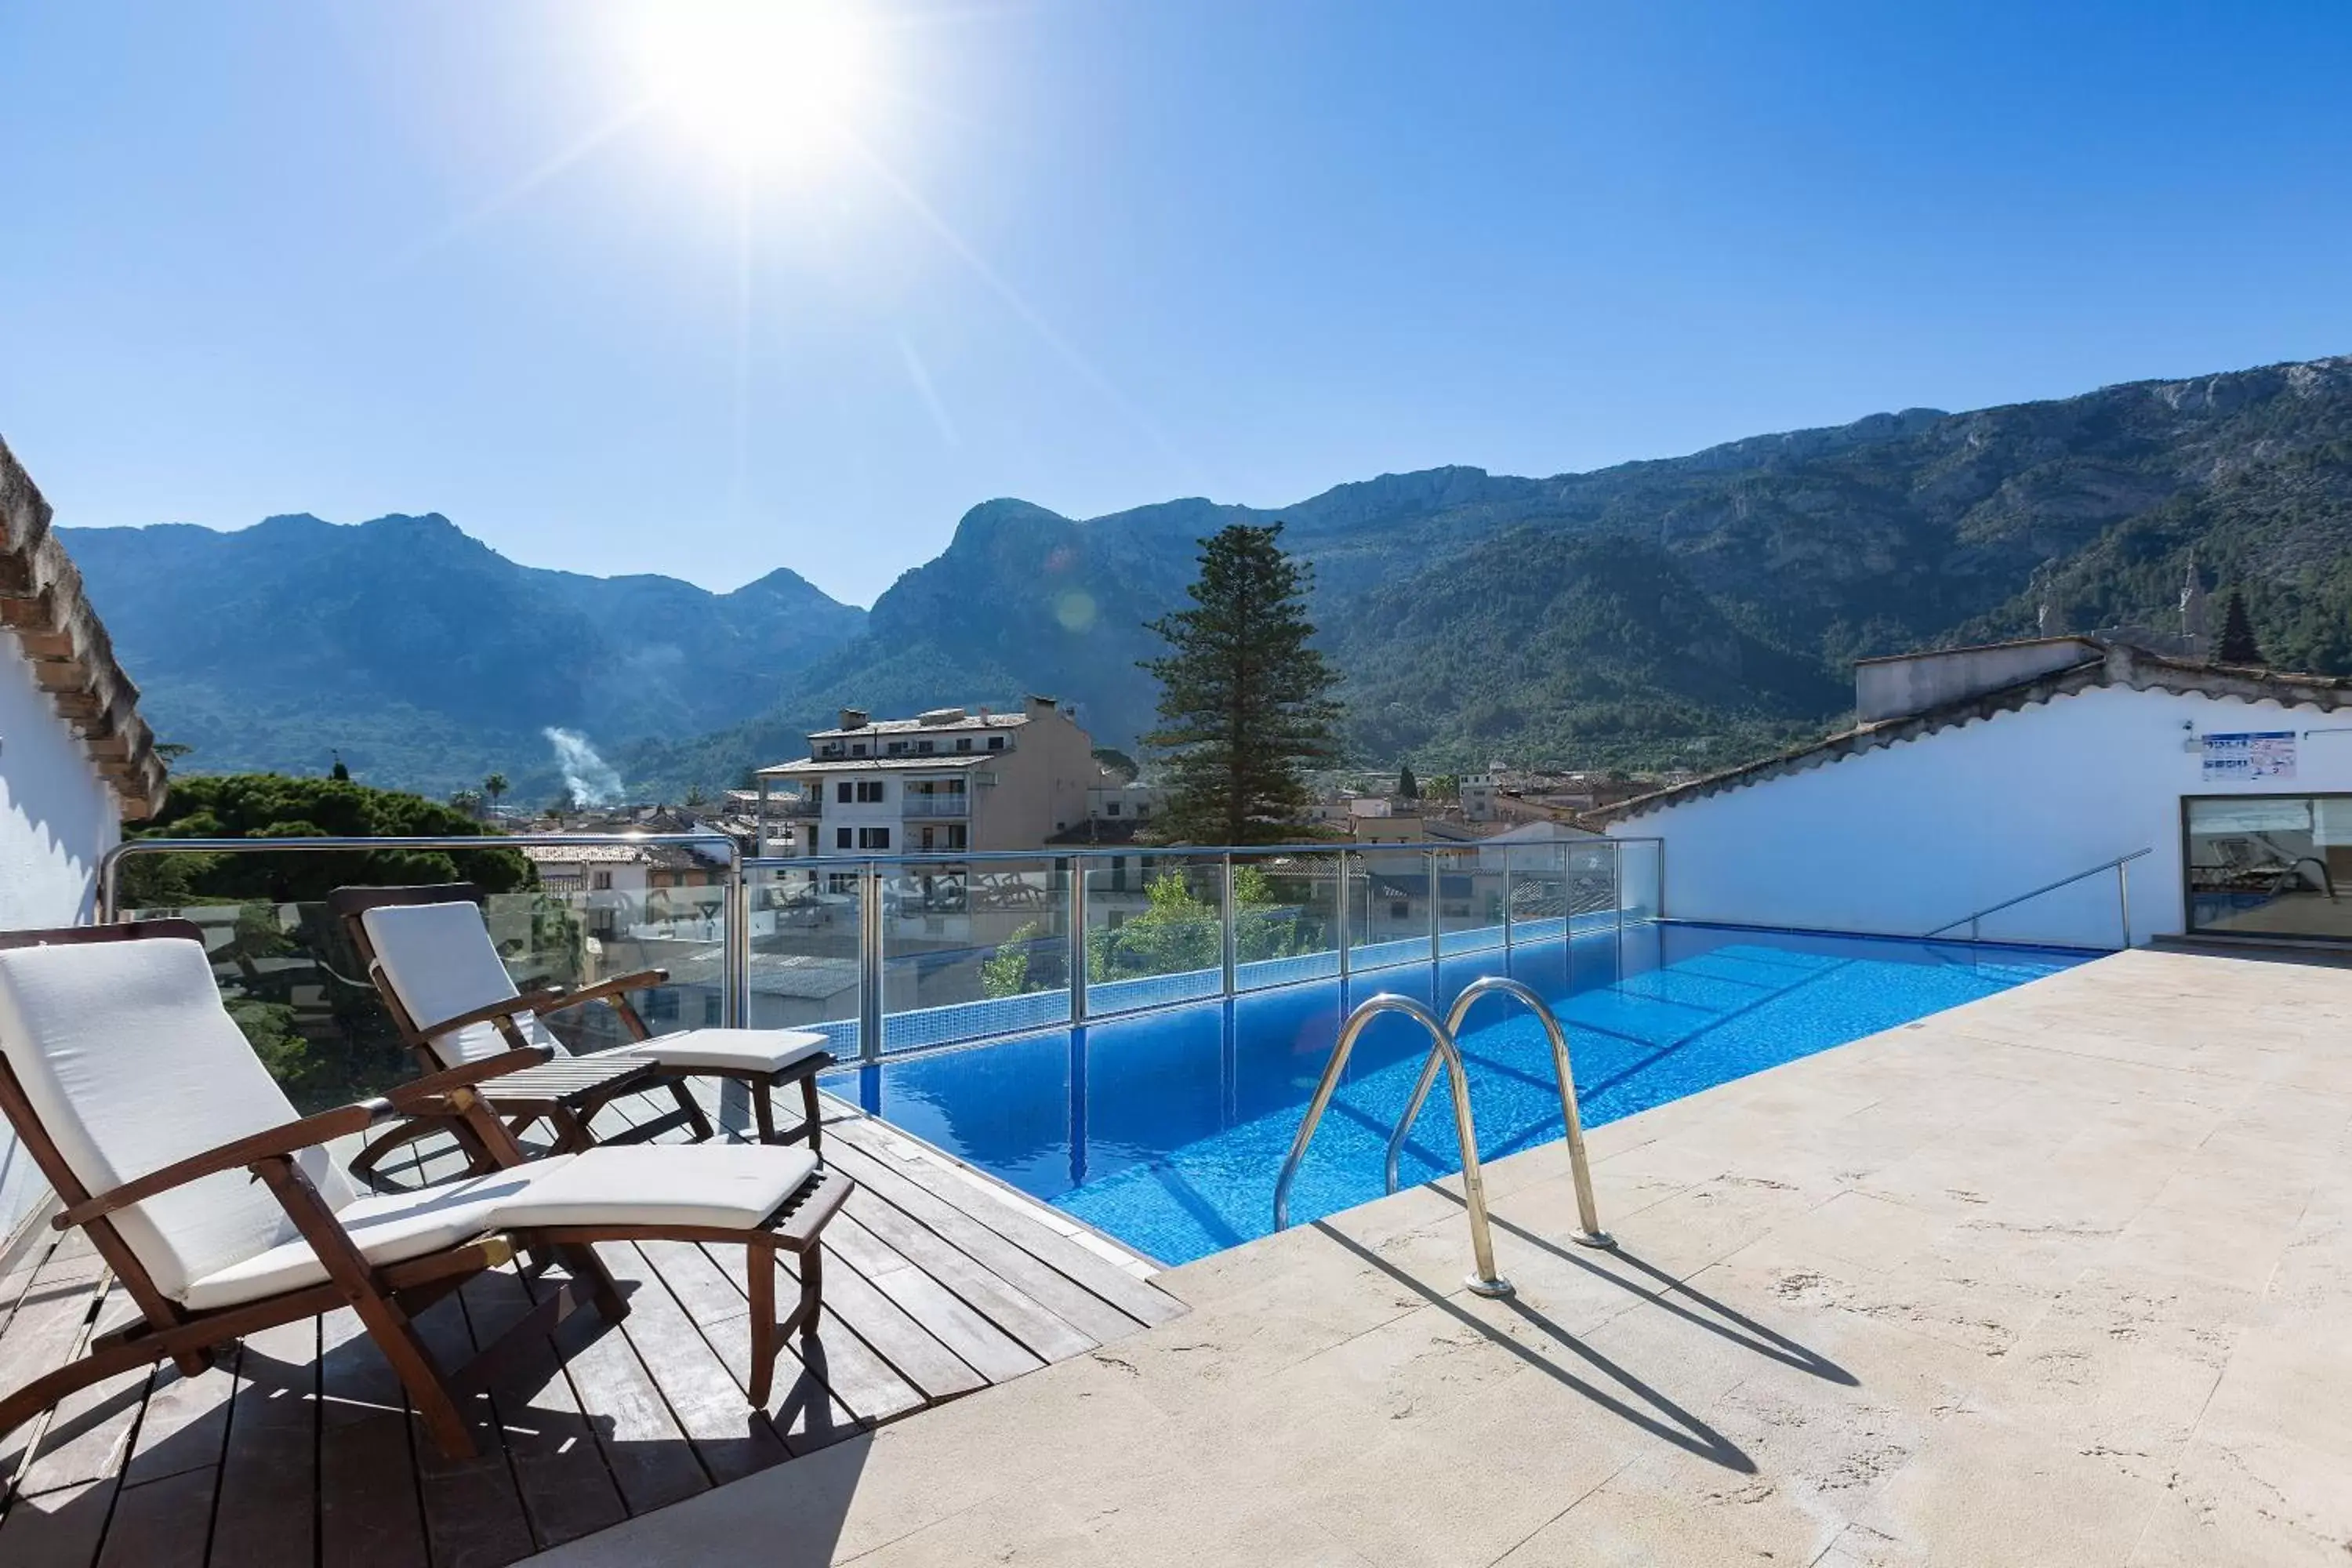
[724,847,750,1028]
[1426,848,1441,962]
[858,858,884,1062]
[2118,858,2132,950]
[1336,849,1352,983]
[1068,855,1089,1022]
[1501,851,1514,953]
[1220,852,1237,996]
[1611,840,1624,940]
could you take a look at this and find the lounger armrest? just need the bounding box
[412,988,568,1040]
[54,1102,386,1229]
[535,970,670,1014]
[382,1047,557,1111]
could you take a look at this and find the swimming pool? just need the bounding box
[826,921,2089,1265]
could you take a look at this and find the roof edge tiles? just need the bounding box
[0,436,168,820]
[1587,639,2352,827]
[757,754,995,777]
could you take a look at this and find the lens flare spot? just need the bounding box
[1054,591,1098,633]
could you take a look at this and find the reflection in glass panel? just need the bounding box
[882,856,1070,1051]
[2185,794,2352,939]
[1084,851,1224,1015]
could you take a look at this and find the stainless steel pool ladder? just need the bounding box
[1384,976,1613,1250]
[1272,993,1517,1297]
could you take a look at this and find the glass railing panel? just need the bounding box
[1229,848,1341,991]
[883,856,1071,1051]
[1083,848,1225,1016]
[1566,840,1621,934]
[1432,846,1506,956]
[1349,847,1433,971]
[120,883,717,1114]
[1504,842,1570,945]
[744,861,861,1054]
[1617,837,1662,926]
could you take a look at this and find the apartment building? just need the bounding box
[753,695,1107,859]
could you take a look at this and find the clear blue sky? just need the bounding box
[3,2,2348,605]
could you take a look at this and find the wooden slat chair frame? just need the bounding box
[329,884,833,1185]
[0,921,850,1462]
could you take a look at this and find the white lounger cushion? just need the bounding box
[358,901,559,1065]
[0,938,361,1304]
[182,1145,821,1311]
[585,1028,829,1075]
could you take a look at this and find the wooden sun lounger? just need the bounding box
[0,921,850,1461]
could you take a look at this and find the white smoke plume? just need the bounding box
[543,727,626,807]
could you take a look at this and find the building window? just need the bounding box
[836,827,854,849]
[703,993,722,1026]
[1136,804,1151,818]
[2184,793,2352,940]
[946,824,967,850]
[858,827,891,850]
[918,739,935,753]
[836,781,853,803]
[855,780,885,803]
[887,741,906,755]
[956,737,972,752]
[988,735,1005,750]
[852,743,867,756]
[591,870,613,891]
[1105,802,1121,817]
[828,871,857,894]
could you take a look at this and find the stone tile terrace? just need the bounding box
[538,946,2352,1566]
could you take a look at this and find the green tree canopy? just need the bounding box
[2217,588,2266,665]
[117,772,532,907]
[1141,523,1341,845]
[1397,764,1418,800]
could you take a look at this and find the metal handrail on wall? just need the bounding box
[1382,976,1612,1249]
[101,832,1662,1065]
[1271,993,1515,1298]
[1922,846,2153,949]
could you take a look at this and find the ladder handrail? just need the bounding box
[1383,977,1613,1250]
[1271,993,1514,1298]
[1922,847,2153,943]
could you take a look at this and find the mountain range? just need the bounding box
[60,351,2352,803]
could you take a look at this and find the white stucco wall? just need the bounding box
[1607,684,2352,949]
[0,631,123,1237]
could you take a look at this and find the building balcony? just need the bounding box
[902,793,970,818]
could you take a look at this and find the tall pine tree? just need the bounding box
[2216,589,2265,666]
[1141,523,1341,844]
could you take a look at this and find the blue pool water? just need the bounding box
[826,922,2087,1265]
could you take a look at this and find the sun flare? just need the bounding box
[627,0,876,169]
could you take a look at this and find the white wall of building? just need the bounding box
[1607,684,2352,949]
[0,634,124,1239]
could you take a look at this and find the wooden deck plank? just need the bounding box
[408,1293,536,1568]
[821,1214,1044,1385]
[684,1244,927,1427]
[819,1138,1151,1347]
[538,1271,709,1519]
[826,1113,1186,1327]
[634,1242,867,1454]
[0,1238,109,1489]
[835,1181,1097,1364]
[13,1283,149,1502]
[96,1465,215,1568]
[457,1269,627,1553]
[316,1307,427,1568]
[768,1240,982,1404]
[205,1319,319,1568]
[0,1475,113,1566]
[121,1356,235,1489]
[593,1244,789,1487]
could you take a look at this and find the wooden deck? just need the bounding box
[0,1092,1185,1567]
